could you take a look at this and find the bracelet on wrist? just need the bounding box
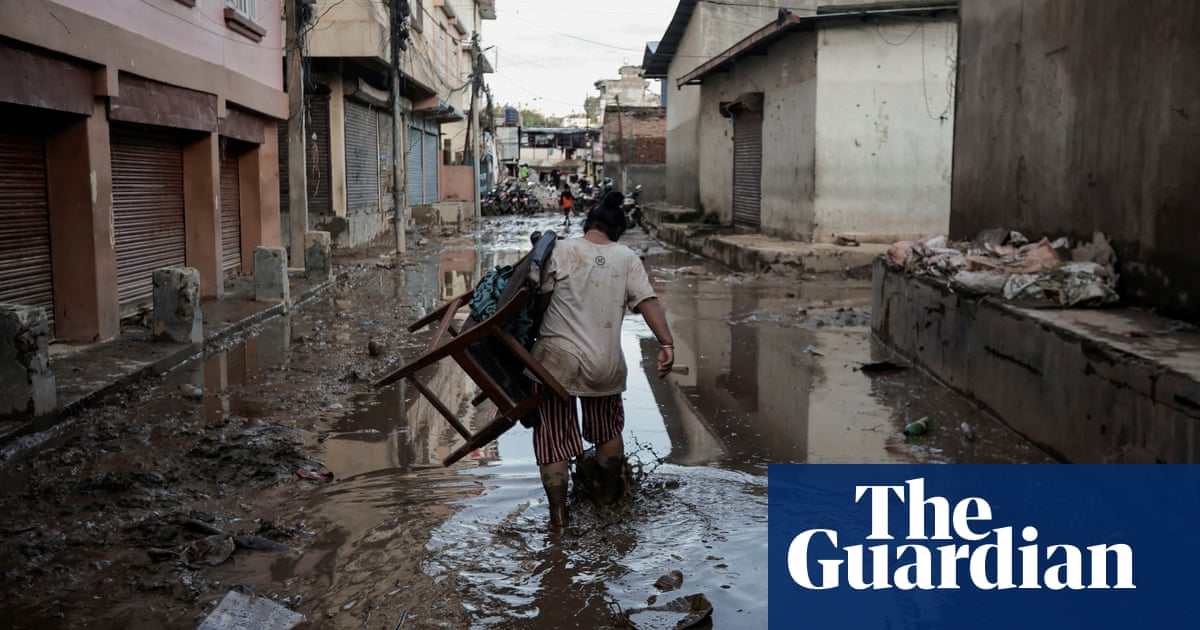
[660,344,674,349]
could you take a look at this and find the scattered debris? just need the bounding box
[619,593,713,630]
[904,417,932,437]
[182,534,236,566]
[859,361,905,373]
[295,468,335,482]
[416,238,428,247]
[803,345,826,357]
[183,518,299,553]
[197,590,305,630]
[655,570,684,592]
[886,231,1120,307]
[367,339,387,357]
[180,384,204,400]
[960,422,977,442]
[836,235,861,247]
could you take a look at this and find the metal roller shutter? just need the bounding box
[345,100,378,214]
[111,124,186,310]
[307,94,332,217]
[220,151,242,273]
[423,128,439,203]
[379,112,394,212]
[732,109,763,229]
[407,124,423,205]
[0,129,53,328]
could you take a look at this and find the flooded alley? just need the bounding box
[0,216,1051,629]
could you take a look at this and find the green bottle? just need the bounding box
[904,417,931,436]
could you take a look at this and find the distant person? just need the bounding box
[519,164,529,182]
[551,168,562,190]
[559,186,574,226]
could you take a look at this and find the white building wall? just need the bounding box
[663,0,811,209]
[812,18,956,243]
[699,33,818,238]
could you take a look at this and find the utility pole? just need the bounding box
[390,0,410,254]
[614,94,625,191]
[286,0,308,265]
[466,33,482,220]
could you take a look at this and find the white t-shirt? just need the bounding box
[532,237,657,396]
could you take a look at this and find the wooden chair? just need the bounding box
[373,231,569,466]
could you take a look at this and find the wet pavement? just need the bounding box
[0,215,1052,629]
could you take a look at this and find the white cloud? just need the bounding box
[483,0,679,117]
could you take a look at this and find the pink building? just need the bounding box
[0,0,286,342]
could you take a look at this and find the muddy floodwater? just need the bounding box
[0,216,1053,629]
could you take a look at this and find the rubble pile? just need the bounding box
[886,230,1120,308]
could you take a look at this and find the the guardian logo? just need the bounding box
[787,478,1135,591]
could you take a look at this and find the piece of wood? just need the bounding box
[408,377,472,439]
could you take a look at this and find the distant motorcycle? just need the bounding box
[623,184,645,230]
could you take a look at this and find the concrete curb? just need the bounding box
[656,223,888,276]
[871,257,1200,463]
[1,271,345,461]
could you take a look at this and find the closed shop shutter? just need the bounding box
[379,112,394,212]
[345,100,378,214]
[407,124,423,205]
[423,127,439,203]
[0,129,54,329]
[306,94,332,218]
[110,124,186,310]
[277,119,289,213]
[732,109,763,229]
[219,151,242,273]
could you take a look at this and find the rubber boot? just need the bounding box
[541,470,570,528]
[599,456,627,506]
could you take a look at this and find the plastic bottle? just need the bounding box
[904,417,931,436]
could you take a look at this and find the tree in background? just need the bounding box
[521,109,549,127]
[583,96,600,123]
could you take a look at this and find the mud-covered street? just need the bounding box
[0,216,1052,629]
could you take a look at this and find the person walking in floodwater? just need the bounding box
[531,191,675,529]
[559,186,574,227]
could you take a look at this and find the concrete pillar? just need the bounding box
[254,247,289,303]
[45,98,119,342]
[152,267,202,343]
[304,231,332,282]
[0,305,56,417]
[183,132,223,299]
[240,120,283,276]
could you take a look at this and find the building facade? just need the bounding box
[647,1,956,243]
[280,0,494,247]
[642,0,800,210]
[0,0,286,342]
[601,106,667,201]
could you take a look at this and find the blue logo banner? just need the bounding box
[768,465,1200,629]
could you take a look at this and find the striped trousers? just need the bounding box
[532,383,624,466]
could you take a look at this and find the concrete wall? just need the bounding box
[1,0,286,119]
[602,106,666,193]
[813,19,955,243]
[699,33,818,237]
[441,165,475,201]
[873,259,1200,464]
[307,0,391,62]
[626,165,667,203]
[951,0,1200,322]
[55,0,282,94]
[663,1,805,210]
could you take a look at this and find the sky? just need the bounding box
[482,0,682,118]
